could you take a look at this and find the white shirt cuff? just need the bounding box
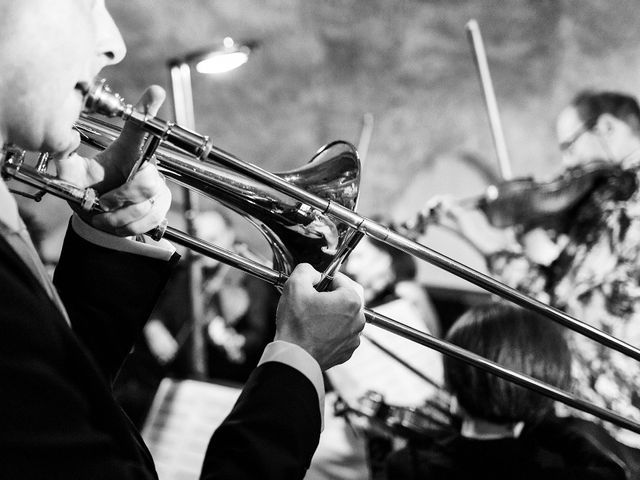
[71,214,176,261]
[258,340,325,429]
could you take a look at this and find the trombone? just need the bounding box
[3,79,640,434]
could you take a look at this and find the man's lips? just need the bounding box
[74,81,92,112]
[75,81,91,96]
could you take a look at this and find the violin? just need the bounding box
[478,160,638,229]
[400,160,638,236]
[335,391,456,440]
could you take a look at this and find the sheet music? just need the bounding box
[142,378,242,480]
[327,298,443,408]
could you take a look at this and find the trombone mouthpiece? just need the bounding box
[81,78,127,118]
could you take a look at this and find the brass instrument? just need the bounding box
[3,79,640,434]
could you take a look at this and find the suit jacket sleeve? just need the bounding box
[0,223,179,479]
[200,361,322,480]
[54,224,180,383]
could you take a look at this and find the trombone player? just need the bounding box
[0,1,365,479]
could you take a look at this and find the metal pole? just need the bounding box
[168,61,208,379]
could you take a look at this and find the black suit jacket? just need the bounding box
[0,224,321,479]
[385,417,633,480]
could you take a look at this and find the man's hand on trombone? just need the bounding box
[55,86,171,237]
[275,263,366,371]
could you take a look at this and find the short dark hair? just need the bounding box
[443,302,572,424]
[571,90,640,129]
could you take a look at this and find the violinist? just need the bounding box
[429,90,640,448]
[343,231,441,336]
[385,302,638,480]
[115,210,279,426]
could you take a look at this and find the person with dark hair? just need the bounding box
[385,302,637,480]
[558,90,640,168]
[443,303,572,427]
[305,232,442,480]
[428,90,640,446]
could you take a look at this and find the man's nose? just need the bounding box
[95,4,127,67]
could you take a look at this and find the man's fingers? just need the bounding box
[99,163,159,210]
[328,272,365,307]
[288,263,322,288]
[109,85,166,161]
[92,184,171,235]
[286,265,365,319]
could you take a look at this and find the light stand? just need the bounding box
[167,37,254,378]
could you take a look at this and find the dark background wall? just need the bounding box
[20,0,640,290]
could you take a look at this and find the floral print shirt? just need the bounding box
[487,162,640,445]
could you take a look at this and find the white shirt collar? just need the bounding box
[460,417,525,440]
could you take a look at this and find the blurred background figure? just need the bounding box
[114,209,277,427]
[203,268,278,383]
[343,227,441,337]
[428,90,640,447]
[305,225,443,480]
[385,302,640,479]
[193,210,278,383]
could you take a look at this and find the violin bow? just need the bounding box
[465,19,513,181]
[397,21,514,236]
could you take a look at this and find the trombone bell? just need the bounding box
[74,115,360,275]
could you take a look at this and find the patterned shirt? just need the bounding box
[487,161,640,445]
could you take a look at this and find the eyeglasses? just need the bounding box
[558,118,597,153]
